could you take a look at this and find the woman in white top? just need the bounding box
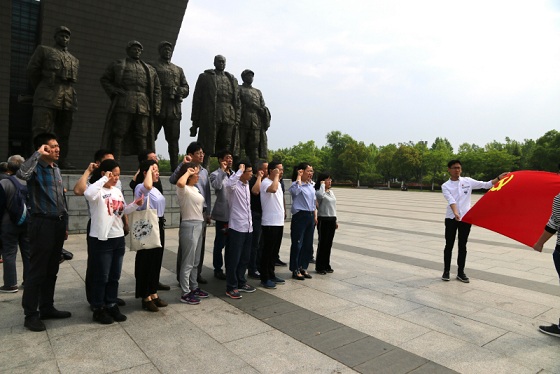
[176,163,209,305]
[85,159,143,325]
[134,160,168,312]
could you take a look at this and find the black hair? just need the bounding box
[90,159,119,184]
[292,162,311,181]
[138,149,156,163]
[93,149,113,163]
[267,160,282,173]
[216,149,232,160]
[315,172,332,190]
[178,162,198,184]
[33,133,57,150]
[136,160,158,185]
[447,159,462,168]
[186,142,203,155]
[235,160,252,171]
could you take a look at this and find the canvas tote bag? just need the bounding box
[129,194,161,251]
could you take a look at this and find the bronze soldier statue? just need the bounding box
[100,41,161,161]
[27,26,79,169]
[150,41,189,171]
[238,69,270,166]
[190,55,240,167]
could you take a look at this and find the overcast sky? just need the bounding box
[157,0,560,156]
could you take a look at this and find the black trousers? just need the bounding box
[260,226,283,282]
[22,216,66,317]
[135,218,165,298]
[316,217,336,271]
[443,218,471,274]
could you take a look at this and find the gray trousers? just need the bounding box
[178,220,203,294]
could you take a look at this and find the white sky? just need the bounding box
[157,0,560,155]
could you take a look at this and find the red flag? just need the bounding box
[461,171,560,247]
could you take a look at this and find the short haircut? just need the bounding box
[0,162,8,173]
[315,172,332,190]
[447,159,462,168]
[186,142,203,155]
[7,155,25,174]
[255,159,267,171]
[235,160,252,171]
[136,160,158,185]
[138,149,156,163]
[268,161,282,173]
[216,149,232,160]
[94,149,113,163]
[90,159,120,184]
[33,133,57,150]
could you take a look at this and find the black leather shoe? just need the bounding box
[300,270,312,279]
[116,298,126,306]
[275,259,287,267]
[24,316,46,332]
[40,308,71,320]
[292,270,305,280]
[214,271,226,280]
[157,282,171,291]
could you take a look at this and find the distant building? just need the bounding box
[0,0,189,170]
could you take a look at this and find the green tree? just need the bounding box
[528,130,560,171]
[375,143,397,187]
[324,131,355,181]
[340,140,370,186]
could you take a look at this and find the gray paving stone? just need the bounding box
[302,325,369,352]
[354,348,428,374]
[325,336,395,368]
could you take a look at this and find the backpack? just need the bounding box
[0,175,30,226]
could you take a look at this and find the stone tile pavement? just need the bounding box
[1,189,559,373]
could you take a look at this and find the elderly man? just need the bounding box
[151,41,189,170]
[238,70,270,166]
[100,41,161,161]
[190,55,240,167]
[27,26,79,170]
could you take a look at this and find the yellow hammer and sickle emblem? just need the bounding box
[490,174,514,192]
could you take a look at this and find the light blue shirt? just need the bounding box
[289,181,316,214]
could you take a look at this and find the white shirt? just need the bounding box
[442,176,493,219]
[85,176,139,240]
[176,185,204,221]
[260,177,285,226]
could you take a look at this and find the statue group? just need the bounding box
[28,26,270,170]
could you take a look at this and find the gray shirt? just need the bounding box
[316,184,337,218]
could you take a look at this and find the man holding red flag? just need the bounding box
[441,160,508,283]
[533,194,560,337]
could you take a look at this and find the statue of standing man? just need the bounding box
[27,26,79,169]
[150,41,189,171]
[190,55,240,167]
[238,69,271,166]
[100,41,161,161]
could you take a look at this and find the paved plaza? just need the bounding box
[1,188,560,373]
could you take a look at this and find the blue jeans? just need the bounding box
[89,236,125,309]
[225,229,252,291]
[1,222,31,287]
[289,211,315,272]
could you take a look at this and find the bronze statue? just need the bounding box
[238,69,270,165]
[27,26,79,169]
[100,41,161,161]
[150,41,189,171]
[190,55,240,167]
